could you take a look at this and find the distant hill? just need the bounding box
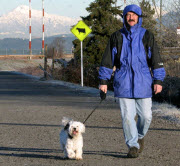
[161,11,180,29]
[152,6,179,29]
[0,34,76,54]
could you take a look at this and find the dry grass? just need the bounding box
[0,58,52,77]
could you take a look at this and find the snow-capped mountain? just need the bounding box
[152,6,168,19]
[0,5,80,39]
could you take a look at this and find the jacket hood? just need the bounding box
[123,4,142,31]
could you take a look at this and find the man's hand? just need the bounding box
[99,85,107,93]
[154,84,162,94]
[99,85,107,100]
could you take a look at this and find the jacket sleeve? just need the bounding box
[98,34,116,85]
[147,30,166,85]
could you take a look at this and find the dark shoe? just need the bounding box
[127,147,139,158]
[138,138,144,153]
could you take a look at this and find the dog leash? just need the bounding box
[83,90,106,124]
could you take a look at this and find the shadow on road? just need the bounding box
[0,146,127,159]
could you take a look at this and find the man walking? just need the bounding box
[99,4,166,158]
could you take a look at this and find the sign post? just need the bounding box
[81,41,83,86]
[71,20,92,87]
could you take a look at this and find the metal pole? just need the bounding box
[44,44,48,79]
[42,0,45,56]
[81,41,83,87]
[29,0,32,55]
[52,47,55,78]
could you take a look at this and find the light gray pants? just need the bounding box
[119,98,152,149]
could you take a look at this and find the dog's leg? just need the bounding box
[66,148,76,159]
[75,148,83,160]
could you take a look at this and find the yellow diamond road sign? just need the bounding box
[71,20,92,41]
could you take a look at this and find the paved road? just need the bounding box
[0,71,179,166]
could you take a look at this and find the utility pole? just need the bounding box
[44,44,48,79]
[42,0,45,56]
[124,0,126,8]
[115,0,117,7]
[160,0,162,52]
[114,0,117,18]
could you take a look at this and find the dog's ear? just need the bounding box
[64,123,69,130]
[62,117,72,126]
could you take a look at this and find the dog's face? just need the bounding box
[67,121,85,137]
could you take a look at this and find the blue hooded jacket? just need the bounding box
[99,4,166,98]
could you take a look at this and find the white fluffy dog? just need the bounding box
[60,117,85,160]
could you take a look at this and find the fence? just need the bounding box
[0,49,73,55]
[0,49,42,55]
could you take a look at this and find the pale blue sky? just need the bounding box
[0,0,125,18]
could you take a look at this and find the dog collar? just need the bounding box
[68,134,73,139]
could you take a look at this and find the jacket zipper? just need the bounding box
[130,33,134,98]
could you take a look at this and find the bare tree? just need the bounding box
[47,37,65,58]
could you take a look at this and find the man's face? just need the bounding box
[126,12,139,27]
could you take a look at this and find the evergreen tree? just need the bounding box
[139,0,158,36]
[73,0,123,66]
